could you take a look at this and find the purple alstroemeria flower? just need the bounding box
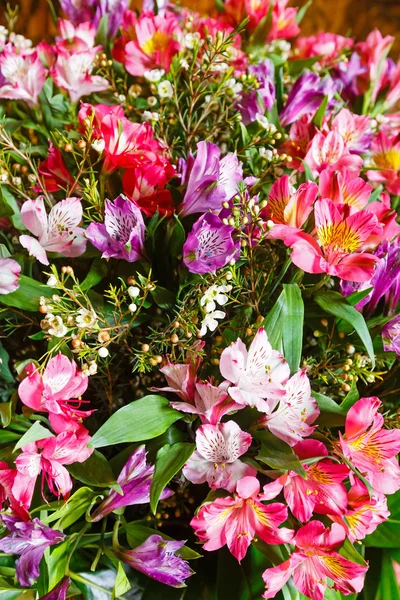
[341,240,400,316]
[382,314,400,355]
[90,445,172,522]
[178,142,243,218]
[0,516,64,587]
[115,535,193,588]
[279,71,336,127]
[39,577,71,600]
[332,53,366,101]
[59,0,128,37]
[86,195,146,262]
[237,60,275,125]
[183,213,240,274]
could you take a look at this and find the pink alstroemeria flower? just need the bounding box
[90,445,172,522]
[191,476,293,563]
[357,29,394,103]
[18,354,92,434]
[119,11,181,76]
[56,20,97,52]
[262,439,349,522]
[268,0,300,41]
[304,131,363,176]
[274,198,380,282]
[0,46,47,107]
[330,109,372,154]
[13,430,93,506]
[183,421,255,492]
[264,176,318,229]
[19,197,87,265]
[0,258,21,295]
[330,479,389,543]
[366,132,400,196]
[295,33,354,67]
[219,328,290,411]
[257,370,320,446]
[51,47,108,103]
[262,521,368,600]
[319,169,372,212]
[338,396,400,494]
[0,462,29,520]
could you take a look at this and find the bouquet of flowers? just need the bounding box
[0,0,400,598]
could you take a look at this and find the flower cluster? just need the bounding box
[0,0,400,598]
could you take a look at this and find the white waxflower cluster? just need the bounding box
[199,284,232,337]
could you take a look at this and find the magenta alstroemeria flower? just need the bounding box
[183,213,240,274]
[36,142,78,194]
[279,72,334,127]
[262,440,349,522]
[191,476,293,563]
[18,354,92,434]
[382,314,400,356]
[0,46,47,107]
[20,196,87,266]
[86,195,146,262]
[338,396,400,493]
[319,168,372,213]
[51,47,108,103]
[331,108,372,155]
[39,577,71,600]
[330,479,389,543]
[170,381,243,425]
[115,535,193,588]
[0,258,21,294]
[13,430,93,507]
[257,370,319,446]
[219,328,290,411]
[178,142,243,217]
[90,445,172,522]
[0,462,29,520]
[183,421,255,492]
[0,516,64,587]
[262,521,368,600]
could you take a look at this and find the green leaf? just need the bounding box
[90,395,182,449]
[377,551,400,600]
[300,159,315,182]
[0,186,22,229]
[113,562,131,598]
[13,420,53,451]
[281,284,304,374]
[151,286,176,310]
[0,275,52,312]
[166,216,185,258]
[288,56,323,76]
[80,258,108,291]
[0,186,14,218]
[0,431,20,444]
[296,0,312,23]
[263,290,284,352]
[68,450,117,488]
[39,79,70,130]
[314,291,375,368]
[254,430,306,477]
[124,523,201,560]
[43,487,95,530]
[312,95,329,128]
[239,122,251,147]
[312,391,346,426]
[48,540,70,590]
[150,442,195,513]
[0,342,13,384]
[364,489,400,547]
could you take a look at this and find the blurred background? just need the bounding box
[0,0,399,53]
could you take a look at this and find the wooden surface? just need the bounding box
[0,0,399,54]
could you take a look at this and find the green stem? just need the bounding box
[65,523,91,573]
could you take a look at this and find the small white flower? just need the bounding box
[46,315,68,337]
[0,173,9,182]
[46,275,58,287]
[98,347,109,358]
[128,303,137,313]
[200,310,226,336]
[147,96,158,107]
[142,111,159,122]
[88,361,98,375]
[118,94,126,102]
[144,69,165,82]
[180,58,190,70]
[158,80,174,99]
[12,177,22,186]
[91,139,105,153]
[259,148,273,160]
[76,308,98,329]
[184,32,201,49]
[200,285,231,312]
[225,77,243,98]
[128,286,140,298]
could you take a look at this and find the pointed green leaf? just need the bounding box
[150,442,195,514]
[14,420,53,452]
